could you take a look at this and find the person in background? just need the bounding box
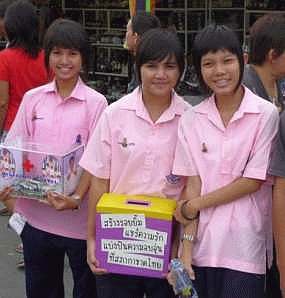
[0,18,107,298]
[0,0,14,41]
[80,28,189,298]
[242,13,285,298]
[125,11,161,93]
[269,111,285,298]
[0,0,48,140]
[172,24,279,298]
[243,13,285,112]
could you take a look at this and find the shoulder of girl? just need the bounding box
[25,84,47,98]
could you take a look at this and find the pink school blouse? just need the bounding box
[173,86,279,274]
[80,87,190,199]
[6,78,107,240]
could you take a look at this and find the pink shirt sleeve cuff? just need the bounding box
[173,166,198,177]
[243,167,267,181]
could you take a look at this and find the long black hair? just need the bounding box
[4,0,40,58]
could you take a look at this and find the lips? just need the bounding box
[152,81,169,86]
[214,79,229,87]
[58,66,72,72]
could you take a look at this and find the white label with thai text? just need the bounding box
[107,251,164,271]
[102,239,164,256]
[123,227,167,244]
[101,214,145,229]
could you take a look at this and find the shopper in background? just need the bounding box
[125,11,161,93]
[172,24,279,297]
[1,18,107,298]
[243,13,285,111]
[0,0,48,140]
[80,28,189,298]
[0,0,14,41]
[242,13,285,298]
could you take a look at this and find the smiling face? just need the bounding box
[140,55,180,101]
[201,49,241,99]
[49,47,82,84]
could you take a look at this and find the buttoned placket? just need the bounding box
[141,124,158,183]
[220,128,232,174]
[49,93,66,141]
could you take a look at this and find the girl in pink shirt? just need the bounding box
[80,28,189,298]
[172,24,279,297]
[0,19,107,298]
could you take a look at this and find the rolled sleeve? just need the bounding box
[269,111,285,178]
[80,111,111,179]
[173,113,199,177]
[243,107,279,180]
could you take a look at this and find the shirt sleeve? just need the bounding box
[87,95,108,141]
[243,106,279,180]
[172,112,199,177]
[79,110,111,179]
[268,111,285,177]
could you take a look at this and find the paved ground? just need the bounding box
[0,207,73,298]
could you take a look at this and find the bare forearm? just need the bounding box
[0,80,9,131]
[170,220,180,258]
[181,176,201,202]
[87,177,109,241]
[195,177,262,211]
[0,104,8,132]
[2,197,15,212]
[182,176,201,244]
[74,170,92,199]
[182,220,197,250]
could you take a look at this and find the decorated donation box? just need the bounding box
[0,141,84,200]
[96,193,176,278]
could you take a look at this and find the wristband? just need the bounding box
[180,200,200,221]
[181,233,195,242]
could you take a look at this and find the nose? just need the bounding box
[60,53,69,64]
[214,62,225,75]
[155,66,167,78]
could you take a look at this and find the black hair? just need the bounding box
[192,24,244,94]
[135,28,185,87]
[43,19,90,79]
[249,13,285,65]
[4,0,40,58]
[0,0,15,18]
[131,12,161,37]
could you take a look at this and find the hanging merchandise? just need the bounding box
[129,0,156,16]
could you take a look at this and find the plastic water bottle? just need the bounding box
[170,259,198,298]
